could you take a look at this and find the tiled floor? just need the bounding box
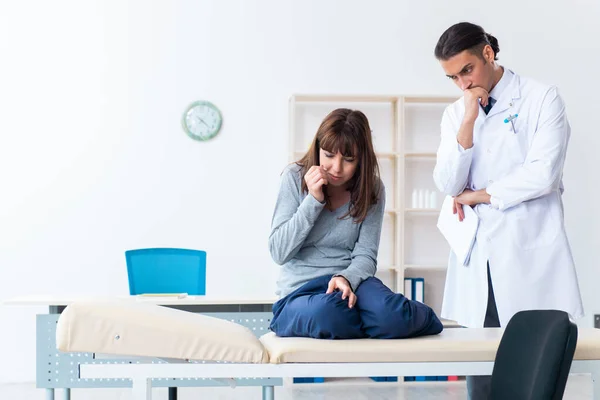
[0,374,592,399]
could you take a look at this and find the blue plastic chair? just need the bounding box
[125,248,206,295]
[125,248,206,399]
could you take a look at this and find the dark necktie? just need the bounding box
[483,97,496,115]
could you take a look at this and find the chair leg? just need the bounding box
[168,387,177,400]
[46,388,54,400]
[262,385,275,400]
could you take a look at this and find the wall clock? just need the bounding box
[181,101,222,141]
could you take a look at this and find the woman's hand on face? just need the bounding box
[304,165,328,203]
[326,276,356,308]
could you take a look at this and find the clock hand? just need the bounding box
[195,116,210,128]
[198,117,210,128]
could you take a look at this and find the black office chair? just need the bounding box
[491,309,578,400]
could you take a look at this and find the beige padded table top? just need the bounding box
[261,329,502,364]
[56,300,269,364]
[57,300,600,365]
[261,328,600,364]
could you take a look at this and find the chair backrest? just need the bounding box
[125,248,206,295]
[491,309,578,400]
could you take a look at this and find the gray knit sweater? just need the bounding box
[269,163,386,298]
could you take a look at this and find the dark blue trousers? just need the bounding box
[270,275,443,339]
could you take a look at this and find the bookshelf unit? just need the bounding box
[288,94,458,318]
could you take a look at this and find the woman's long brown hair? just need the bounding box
[296,108,381,223]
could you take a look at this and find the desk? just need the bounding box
[4,296,279,400]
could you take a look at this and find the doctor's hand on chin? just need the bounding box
[452,189,492,221]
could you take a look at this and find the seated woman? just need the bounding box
[268,108,443,339]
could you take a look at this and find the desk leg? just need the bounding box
[593,372,600,400]
[132,379,152,400]
[63,388,70,400]
[262,386,274,400]
[168,387,177,400]
[46,306,63,400]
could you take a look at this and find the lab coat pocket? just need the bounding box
[511,195,559,250]
[505,122,529,164]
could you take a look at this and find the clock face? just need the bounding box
[182,101,222,141]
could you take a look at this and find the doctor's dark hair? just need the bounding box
[295,108,381,223]
[434,22,500,61]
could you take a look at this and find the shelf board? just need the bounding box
[403,96,458,104]
[384,209,404,214]
[290,94,456,104]
[403,152,436,158]
[404,208,440,215]
[385,265,447,271]
[375,152,398,159]
[404,264,447,270]
[291,94,398,103]
[293,151,400,159]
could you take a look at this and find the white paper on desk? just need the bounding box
[437,195,479,266]
[135,293,188,301]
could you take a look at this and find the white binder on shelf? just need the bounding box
[404,278,413,300]
[413,278,424,303]
[437,195,479,266]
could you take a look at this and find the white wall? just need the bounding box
[1,0,598,383]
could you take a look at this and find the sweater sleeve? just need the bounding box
[268,165,325,265]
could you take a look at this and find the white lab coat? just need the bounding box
[433,70,584,328]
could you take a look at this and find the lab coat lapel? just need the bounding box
[487,73,522,118]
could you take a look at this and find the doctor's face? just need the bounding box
[440,47,496,93]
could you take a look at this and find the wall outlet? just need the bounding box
[595,315,600,329]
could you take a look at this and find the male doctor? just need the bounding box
[433,22,584,399]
